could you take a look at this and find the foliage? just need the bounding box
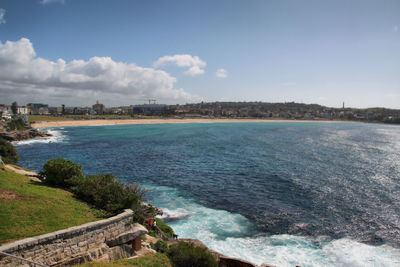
[75,174,142,215]
[155,218,175,238]
[11,102,17,115]
[6,118,27,131]
[0,137,19,164]
[151,240,168,253]
[131,201,157,224]
[0,168,104,244]
[40,158,85,188]
[167,242,218,267]
[77,253,172,267]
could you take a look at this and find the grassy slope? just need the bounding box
[0,168,104,244]
[28,115,74,122]
[78,253,172,267]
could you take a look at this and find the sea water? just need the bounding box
[15,122,400,266]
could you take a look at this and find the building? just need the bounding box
[17,106,29,115]
[92,101,105,115]
[133,104,166,115]
[0,104,12,119]
[27,103,49,115]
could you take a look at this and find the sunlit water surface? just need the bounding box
[16,122,400,266]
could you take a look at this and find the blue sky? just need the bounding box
[0,0,399,108]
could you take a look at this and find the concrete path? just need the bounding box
[4,165,42,182]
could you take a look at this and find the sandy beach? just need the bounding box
[31,118,348,128]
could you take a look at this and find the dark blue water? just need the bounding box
[15,122,400,266]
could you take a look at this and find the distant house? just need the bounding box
[0,105,12,120]
[133,104,166,115]
[48,107,63,115]
[17,106,29,115]
[92,101,105,115]
[27,103,49,115]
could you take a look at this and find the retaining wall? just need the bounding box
[0,209,147,266]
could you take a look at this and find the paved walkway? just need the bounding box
[4,165,42,182]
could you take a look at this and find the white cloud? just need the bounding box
[0,38,196,106]
[153,54,206,76]
[0,9,6,24]
[215,68,228,78]
[40,0,65,4]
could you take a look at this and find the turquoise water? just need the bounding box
[15,122,400,266]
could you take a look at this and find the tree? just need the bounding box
[75,174,143,215]
[11,102,18,115]
[0,137,19,164]
[40,158,85,188]
[62,104,65,115]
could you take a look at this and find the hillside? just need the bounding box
[0,167,104,244]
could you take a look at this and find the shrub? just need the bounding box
[0,137,19,164]
[131,201,157,224]
[155,218,174,238]
[151,240,168,253]
[167,242,218,267]
[75,174,141,214]
[6,118,27,131]
[40,158,84,188]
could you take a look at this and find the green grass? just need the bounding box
[28,115,74,122]
[0,168,105,244]
[77,253,172,267]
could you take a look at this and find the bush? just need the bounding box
[151,240,168,253]
[40,158,84,188]
[156,218,175,238]
[6,118,27,131]
[0,137,19,164]
[131,201,157,224]
[167,242,217,267]
[75,174,140,214]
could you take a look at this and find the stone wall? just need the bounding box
[0,209,148,266]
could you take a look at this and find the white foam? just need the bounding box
[158,208,191,222]
[201,235,400,267]
[13,129,67,145]
[145,184,400,267]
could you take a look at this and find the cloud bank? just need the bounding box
[0,38,196,106]
[216,68,228,78]
[154,54,206,76]
[0,9,6,24]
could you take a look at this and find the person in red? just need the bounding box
[147,218,152,229]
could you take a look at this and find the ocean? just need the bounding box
[15,122,400,266]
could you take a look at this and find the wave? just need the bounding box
[13,129,67,145]
[145,184,400,267]
[158,208,191,222]
[203,234,400,267]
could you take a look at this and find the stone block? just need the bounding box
[78,241,87,247]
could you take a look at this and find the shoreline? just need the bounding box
[31,118,354,128]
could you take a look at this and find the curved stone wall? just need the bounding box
[0,209,147,266]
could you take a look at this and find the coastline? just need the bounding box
[31,118,353,128]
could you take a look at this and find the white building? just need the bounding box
[17,106,29,115]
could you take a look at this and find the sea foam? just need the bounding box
[13,129,67,145]
[148,184,400,267]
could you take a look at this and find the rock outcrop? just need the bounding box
[0,128,52,142]
[172,238,275,267]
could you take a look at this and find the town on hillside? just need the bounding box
[1,101,400,124]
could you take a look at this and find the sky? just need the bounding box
[0,0,399,108]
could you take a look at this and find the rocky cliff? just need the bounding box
[0,128,52,142]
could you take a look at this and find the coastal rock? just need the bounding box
[0,128,52,142]
[173,239,272,267]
